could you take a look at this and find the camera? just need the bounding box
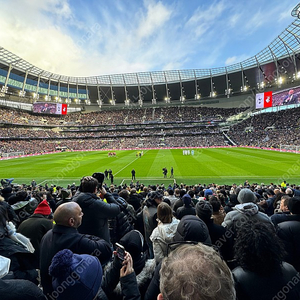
[115,242,125,261]
[92,172,105,188]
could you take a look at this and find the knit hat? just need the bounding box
[288,197,300,214]
[196,200,213,222]
[182,194,192,206]
[49,249,102,300]
[204,189,213,198]
[34,200,51,215]
[237,189,256,204]
[174,215,211,245]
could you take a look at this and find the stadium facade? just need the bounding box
[1,4,300,111]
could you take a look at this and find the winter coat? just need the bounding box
[40,224,112,297]
[143,205,158,257]
[174,215,211,245]
[105,259,155,300]
[0,236,37,283]
[176,206,196,220]
[0,279,47,300]
[150,217,179,263]
[105,230,152,299]
[17,214,53,268]
[233,262,300,300]
[222,203,272,233]
[73,191,120,243]
[277,217,300,271]
[271,212,297,227]
[128,194,143,212]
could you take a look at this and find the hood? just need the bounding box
[157,217,179,243]
[119,230,146,274]
[174,215,211,245]
[234,203,259,216]
[73,192,98,208]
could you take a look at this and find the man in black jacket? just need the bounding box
[73,176,120,243]
[277,196,300,271]
[40,202,112,299]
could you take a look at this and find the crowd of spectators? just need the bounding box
[1,177,300,299]
[229,107,300,147]
[1,105,300,155]
[0,135,226,155]
[0,106,247,126]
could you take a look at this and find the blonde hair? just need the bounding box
[160,243,235,300]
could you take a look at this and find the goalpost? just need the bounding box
[279,144,300,153]
[1,151,25,158]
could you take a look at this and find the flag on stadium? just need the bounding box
[61,104,67,115]
[255,91,273,109]
[56,103,68,115]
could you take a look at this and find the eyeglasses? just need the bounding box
[166,241,199,256]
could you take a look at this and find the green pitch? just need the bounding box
[1,147,300,187]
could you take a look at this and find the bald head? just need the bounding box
[54,202,83,228]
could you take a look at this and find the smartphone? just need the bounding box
[115,243,125,261]
[92,172,105,188]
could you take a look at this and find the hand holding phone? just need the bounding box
[115,243,125,261]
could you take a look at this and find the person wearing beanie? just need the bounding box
[176,194,195,220]
[204,189,213,199]
[49,249,103,300]
[17,200,53,268]
[222,188,272,234]
[277,197,300,271]
[40,202,113,298]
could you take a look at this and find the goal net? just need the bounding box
[1,151,25,158]
[279,145,300,153]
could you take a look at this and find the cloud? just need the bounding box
[185,0,228,39]
[225,54,250,66]
[136,1,173,39]
[0,0,296,77]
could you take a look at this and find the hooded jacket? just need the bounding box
[107,230,155,300]
[150,217,179,264]
[222,203,272,232]
[277,216,300,271]
[73,191,120,243]
[173,215,212,245]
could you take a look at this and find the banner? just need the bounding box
[56,103,68,115]
[255,91,273,109]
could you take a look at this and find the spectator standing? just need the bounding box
[40,202,112,297]
[73,176,120,243]
[17,200,53,268]
[150,202,179,264]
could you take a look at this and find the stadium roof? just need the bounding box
[1,16,300,86]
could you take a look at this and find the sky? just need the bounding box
[0,0,297,77]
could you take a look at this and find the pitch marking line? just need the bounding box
[114,151,149,176]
